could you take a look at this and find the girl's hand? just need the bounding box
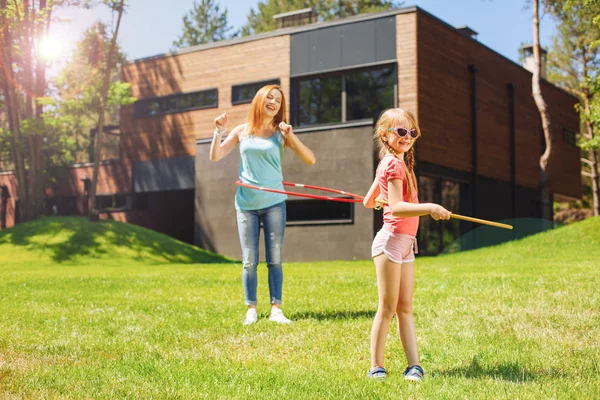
[278,122,293,137]
[214,113,228,129]
[429,204,451,220]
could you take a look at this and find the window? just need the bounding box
[96,194,132,211]
[231,78,280,105]
[0,152,14,172]
[134,88,218,118]
[286,199,354,226]
[563,129,577,146]
[57,196,78,216]
[417,176,462,255]
[292,64,396,126]
[346,66,395,121]
[297,75,342,126]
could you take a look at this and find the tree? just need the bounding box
[172,0,235,49]
[88,0,126,220]
[0,0,60,222]
[545,0,600,216]
[241,0,403,36]
[532,0,554,221]
[41,23,134,167]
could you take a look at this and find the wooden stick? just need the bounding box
[374,199,513,230]
[449,213,513,230]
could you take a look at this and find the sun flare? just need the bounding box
[37,35,63,62]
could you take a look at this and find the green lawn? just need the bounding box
[0,217,598,399]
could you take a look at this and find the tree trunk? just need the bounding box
[1,0,29,223]
[31,0,50,219]
[532,0,553,221]
[583,97,600,216]
[23,0,41,221]
[89,0,125,220]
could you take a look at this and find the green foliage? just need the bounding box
[241,0,403,36]
[172,0,236,49]
[42,23,135,166]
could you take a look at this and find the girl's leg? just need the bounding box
[236,209,260,308]
[371,254,402,369]
[396,261,419,367]
[262,202,286,308]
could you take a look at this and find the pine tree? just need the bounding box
[172,0,235,49]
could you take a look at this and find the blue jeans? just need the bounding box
[236,201,286,305]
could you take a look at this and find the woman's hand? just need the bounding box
[278,121,292,137]
[214,113,228,129]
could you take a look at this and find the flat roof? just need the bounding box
[129,6,418,63]
[126,5,576,102]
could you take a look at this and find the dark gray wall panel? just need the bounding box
[195,125,375,262]
[375,17,397,61]
[341,20,376,66]
[291,16,396,76]
[133,156,195,193]
[309,26,342,72]
[290,33,310,76]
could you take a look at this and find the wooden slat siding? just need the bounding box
[120,36,291,162]
[416,11,581,198]
[46,162,132,198]
[396,13,417,113]
[416,12,472,173]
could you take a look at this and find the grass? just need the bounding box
[0,216,598,399]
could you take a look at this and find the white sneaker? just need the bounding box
[269,308,292,324]
[243,308,258,325]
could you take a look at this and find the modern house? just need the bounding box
[0,6,581,261]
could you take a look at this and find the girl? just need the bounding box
[209,85,316,325]
[363,108,450,381]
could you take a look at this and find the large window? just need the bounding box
[96,193,132,211]
[417,176,462,255]
[286,199,354,226]
[293,64,396,126]
[297,75,342,126]
[232,78,280,105]
[134,88,218,118]
[346,66,396,121]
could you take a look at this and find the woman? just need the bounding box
[210,84,316,324]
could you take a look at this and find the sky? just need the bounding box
[48,0,557,71]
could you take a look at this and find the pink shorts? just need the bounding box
[371,229,418,264]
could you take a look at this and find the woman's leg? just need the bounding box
[396,261,419,367]
[236,209,260,308]
[262,202,286,308]
[370,254,402,369]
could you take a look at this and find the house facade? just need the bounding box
[0,6,581,261]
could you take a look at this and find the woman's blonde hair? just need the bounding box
[374,108,421,201]
[246,85,287,135]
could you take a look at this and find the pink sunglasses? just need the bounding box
[388,127,418,138]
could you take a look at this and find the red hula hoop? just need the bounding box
[236,180,364,203]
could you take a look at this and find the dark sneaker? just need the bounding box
[404,365,424,381]
[367,367,387,381]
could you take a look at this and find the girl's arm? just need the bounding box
[209,123,244,162]
[279,122,316,165]
[388,179,450,219]
[363,177,381,208]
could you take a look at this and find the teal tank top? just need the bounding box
[235,130,287,210]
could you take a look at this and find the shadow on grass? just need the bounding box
[0,217,236,264]
[291,309,375,321]
[436,357,556,382]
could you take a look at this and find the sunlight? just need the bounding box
[37,34,63,62]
